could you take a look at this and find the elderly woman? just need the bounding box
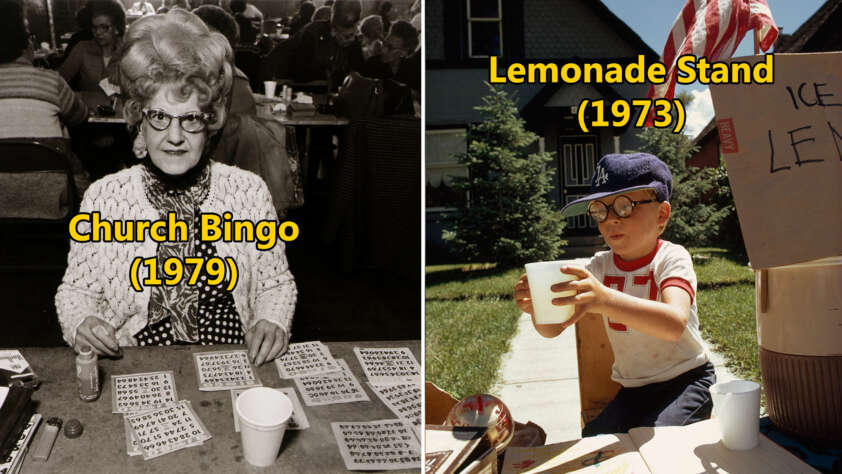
[59,0,126,92]
[55,10,296,366]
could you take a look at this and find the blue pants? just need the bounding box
[582,362,716,437]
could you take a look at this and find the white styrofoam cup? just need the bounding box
[236,387,293,466]
[524,261,578,325]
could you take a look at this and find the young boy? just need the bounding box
[514,152,714,436]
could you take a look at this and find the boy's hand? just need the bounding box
[513,274,534,315]
[551,266,610,332]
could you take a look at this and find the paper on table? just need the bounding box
[193,350,261,391]
[294,358,370,406]
[230,386,310,432]
[112,371,178,414]
[124,415,142,456]
[368,383,421,440]
[501,433,647,474]
[331,419,421,471]
[628,419,820,474]
[125,400,212,460]
[98,78,120,97]
[353,347,420,385]
[0,350,28,373]
[274,341,341,378]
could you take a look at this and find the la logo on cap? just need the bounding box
[594,166,609,186]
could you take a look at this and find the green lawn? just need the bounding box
[425,248,761,399]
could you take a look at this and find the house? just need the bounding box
[425,0,658,262]
[692,0,842,165]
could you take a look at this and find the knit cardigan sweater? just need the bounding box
[55,162,297,347]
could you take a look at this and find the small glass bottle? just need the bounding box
[76,345,100,401]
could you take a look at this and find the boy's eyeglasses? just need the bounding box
[92,24,113,33]
[587,195,656,223]
[142,109,212,133]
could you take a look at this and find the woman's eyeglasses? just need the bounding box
[587,195,656,223]
[142,108,213,133]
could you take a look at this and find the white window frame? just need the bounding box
[467,0,503,58]
[426,128,469,212]
[561,140,596,187]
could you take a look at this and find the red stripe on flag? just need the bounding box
[646,0,778,127]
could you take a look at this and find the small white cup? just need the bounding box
[264,80,278,98]
[524,261,577,325]
[710,380,761,450]
[236,387,293,466]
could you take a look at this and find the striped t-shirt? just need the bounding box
[0,57,88,138]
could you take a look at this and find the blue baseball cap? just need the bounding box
[561,153,672,218]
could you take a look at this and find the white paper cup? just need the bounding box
[710,380,761,450]
[264,80,278,98]
[524,261,577,325]
[236,387,293,466]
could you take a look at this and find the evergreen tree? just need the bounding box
[634,125,731,247]
[443,83,567,267]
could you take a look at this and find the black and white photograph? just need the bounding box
[0,0,420,471]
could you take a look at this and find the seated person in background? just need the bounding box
[193,4,257,115]
[376,0,398,34]
[288,1,315,37]
[514,153,715,436]
[56,9,296,365]
[59,0,125,92]
[0,4,88,139]
[233,2,272,56]
[229,0,246,16]
[364,20,419,94]
[157,0,192,14]
[65,4,94,60]
[0,2,89,205]
[358,14,384,61]
[291,0,363,91]
[311,5,331,22]
[126,0,155,16]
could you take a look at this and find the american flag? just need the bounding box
[647,0,779,104]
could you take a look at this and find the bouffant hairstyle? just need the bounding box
[358,14,383,42]
[387,20,418,53]
[0,1,29,64]
[116,9,233,132]
[193,4,239,46]
[87,0,127,37]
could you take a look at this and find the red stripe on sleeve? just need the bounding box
[660,277,695,304]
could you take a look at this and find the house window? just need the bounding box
[467,0,503,58]
[426,129,468,211]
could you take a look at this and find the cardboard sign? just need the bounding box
[709,52,842,269]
